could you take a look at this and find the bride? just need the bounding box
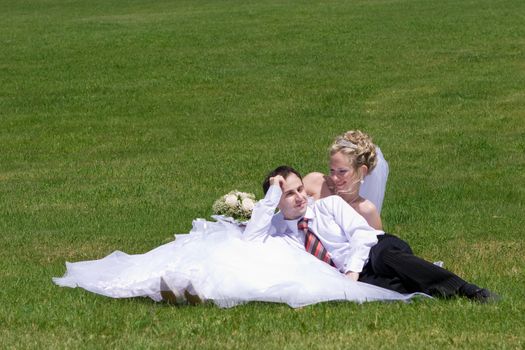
[54,136,418,308]
[304,130,388,230]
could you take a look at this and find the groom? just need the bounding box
[243,165,497,302]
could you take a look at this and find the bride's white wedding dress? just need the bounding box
[53,218,423,308]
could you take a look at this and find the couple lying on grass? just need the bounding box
[54,131,498,307]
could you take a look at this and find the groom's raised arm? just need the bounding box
[243,184,281,241]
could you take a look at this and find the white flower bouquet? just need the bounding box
[212,190,257,222]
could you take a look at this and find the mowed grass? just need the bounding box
[1,0,524,348]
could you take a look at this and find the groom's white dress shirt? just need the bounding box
[243,184,384,273]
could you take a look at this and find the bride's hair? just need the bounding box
[330,130,378,172]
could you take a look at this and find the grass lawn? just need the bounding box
[1,0,524,348]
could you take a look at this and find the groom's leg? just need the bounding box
[365,234,469,297]
[359,234,414,293]
[358,270,408,294]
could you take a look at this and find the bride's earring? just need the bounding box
[357,172,364,185]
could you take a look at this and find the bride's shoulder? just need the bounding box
[303,172,324,196]
[304,172,336,198]
[303,172,325,182]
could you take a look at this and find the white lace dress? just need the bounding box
[53,217,424,308]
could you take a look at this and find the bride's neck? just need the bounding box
[338,189,361,205]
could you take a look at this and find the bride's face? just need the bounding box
[278,173,308,220]
[329,151,359,193]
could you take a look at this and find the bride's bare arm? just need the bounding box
[356,200,383,230]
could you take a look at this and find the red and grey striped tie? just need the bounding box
[298,217,335,267]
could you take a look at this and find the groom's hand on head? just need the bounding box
[269,175,285,189]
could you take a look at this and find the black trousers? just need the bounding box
[358,234,468,297]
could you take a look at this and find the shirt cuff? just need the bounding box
[263,184,282,206]
[343,257,369,274]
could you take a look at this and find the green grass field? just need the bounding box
[1,0,524,348]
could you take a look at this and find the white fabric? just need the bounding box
[244,185,383,273]
[360,147,389,213]
[53,219,422,308]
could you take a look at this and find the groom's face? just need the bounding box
[278,173,308,220]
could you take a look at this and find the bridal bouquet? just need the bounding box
[212,190,257,222]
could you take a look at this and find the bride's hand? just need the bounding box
[269,175,285,189]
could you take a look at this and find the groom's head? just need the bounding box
[263,166,308,220]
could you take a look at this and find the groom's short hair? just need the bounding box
[262,166,303,194]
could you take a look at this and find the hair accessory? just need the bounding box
[337,139,358,149]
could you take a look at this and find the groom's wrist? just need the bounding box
[345,271,359,281]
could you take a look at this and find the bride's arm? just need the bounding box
[358,200,383,230]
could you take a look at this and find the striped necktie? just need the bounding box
[297,217,335,267]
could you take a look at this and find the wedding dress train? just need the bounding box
[54,218,424,308]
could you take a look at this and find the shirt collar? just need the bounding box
[280,205,315,233]
[304,205,314,221]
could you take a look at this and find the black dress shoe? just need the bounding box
[468,288,501,303]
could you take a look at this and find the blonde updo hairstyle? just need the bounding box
[329,130,378,173]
